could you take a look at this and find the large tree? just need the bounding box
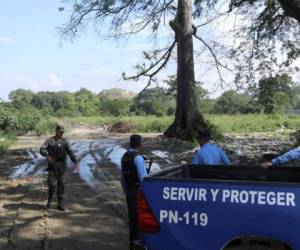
[255,74,295,113]
[59,0,300,139]
[58,0,224,139]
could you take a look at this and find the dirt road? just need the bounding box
[0,148,129,250]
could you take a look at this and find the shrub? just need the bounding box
[34,118,57,135]
[150,120,168,132]
[17,108,42,133]
[55,108,80,118]
[0,133,16,156]
[0,141,9,156]
[0,106,18,131]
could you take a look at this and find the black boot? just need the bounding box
[57,198,65,211]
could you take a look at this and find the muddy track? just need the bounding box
[0,146,129,250]
[1,176,128,250]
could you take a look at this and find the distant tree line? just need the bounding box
[213,74,299,115]
[0,73,299,135]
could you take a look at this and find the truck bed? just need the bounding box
[137,165,300,250]
[151,164,300,184]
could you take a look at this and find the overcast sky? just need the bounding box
[0,1,299,100]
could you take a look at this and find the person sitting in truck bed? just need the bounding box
[192,130,231,165]
[262,146,300,168]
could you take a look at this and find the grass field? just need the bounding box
[59,114,300,133]
[2,114,300,155]
[0,133,16,156]
[208,114,300,133]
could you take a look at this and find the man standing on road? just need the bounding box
[262,147,300,168]
[121,134,148,250]
[40,124,79,211]
[192,130,231,165]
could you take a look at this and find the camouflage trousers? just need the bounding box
[48,162,66,200]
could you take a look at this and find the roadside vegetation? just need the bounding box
[0,133,16,157]
[66,114,300,134]
[0,74,299,154]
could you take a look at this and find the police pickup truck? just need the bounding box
[134,165,300,250]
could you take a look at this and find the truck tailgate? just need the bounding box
[140,177,300,250]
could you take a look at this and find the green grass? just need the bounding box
[0,133,16,156]
[0,114,300,155]
[208,114,300,133]
[36,114,300,134]
[1,114,299,156]
[62,114,300,133]
[34,117,57,135]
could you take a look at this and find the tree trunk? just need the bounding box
[164,0,207,139]
[278,0,300,23]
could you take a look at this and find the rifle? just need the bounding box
[143,156,154,174]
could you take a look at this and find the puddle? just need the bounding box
[9,136,293,188]
[10,150,47,178]
[151,150,172,164]
[148,162,161,173]
[9,139,128,190]
[76,153,99,189]
[152,150,169,159]
[105,145,127,169]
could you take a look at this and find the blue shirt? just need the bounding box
[272,147,300,165]
[192,143,231,165]
[120,148,148,192]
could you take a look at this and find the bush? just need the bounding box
[55,108,80,118]
[34,118,57,135]
[131,87,175,117]
[212,90,253,114]
[17,107,42,133]
[0,106,18,131]
[0,133,16,156]
[0,141,9,156]
[100,98,132,116]
[150,120,168,132]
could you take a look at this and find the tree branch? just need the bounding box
[59,0,176,40]
[125,40,177,93]
[193,30,232,87]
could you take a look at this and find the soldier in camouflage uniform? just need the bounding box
[40,124,79,211]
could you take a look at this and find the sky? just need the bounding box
[0,1,299,101]
[0,0,168,100]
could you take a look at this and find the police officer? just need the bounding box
[192,130,231,165]
[40,124,79,211]
[121,134,148,250]
[262,146,300,168]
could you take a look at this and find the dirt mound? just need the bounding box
[109,122,136,133]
